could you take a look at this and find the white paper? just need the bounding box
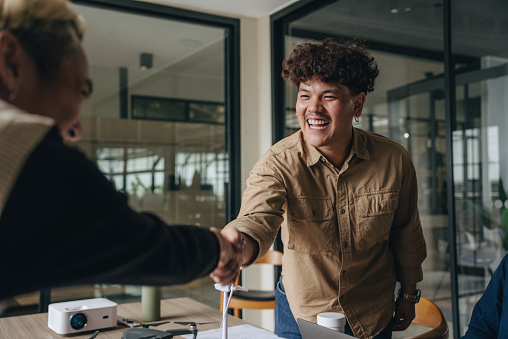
[181,324,284,339]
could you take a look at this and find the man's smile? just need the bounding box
[307,118,330,129]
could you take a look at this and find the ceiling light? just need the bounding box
[390,7,411,14]
[390,0,411,14]
[140,52,153,70]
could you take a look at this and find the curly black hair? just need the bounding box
[281,38,379,96]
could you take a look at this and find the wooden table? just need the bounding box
[0,297,249,338]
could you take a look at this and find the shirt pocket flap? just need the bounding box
[356,190,398,217]
[289,197,333,221]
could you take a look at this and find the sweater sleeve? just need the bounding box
[0,127,220,299]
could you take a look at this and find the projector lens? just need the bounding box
[70,312,87,330]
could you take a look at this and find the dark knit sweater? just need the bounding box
[0,115,219,300]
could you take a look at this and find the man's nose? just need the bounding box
[308,97,323,113]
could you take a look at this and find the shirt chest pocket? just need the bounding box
[287,197,336,254]
[353,190,399,250]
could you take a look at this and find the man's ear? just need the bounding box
[0,31,24,92]
[353,92,366,117]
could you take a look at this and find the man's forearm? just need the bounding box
[400,283,417,294]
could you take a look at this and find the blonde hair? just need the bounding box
[0,0,86,79]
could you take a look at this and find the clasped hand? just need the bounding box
[209,227,243,285]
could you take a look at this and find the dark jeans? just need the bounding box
[275,277,393,339]
[275,276,303,339]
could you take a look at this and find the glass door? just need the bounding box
[388,62,508,335]
[452,61,508,334]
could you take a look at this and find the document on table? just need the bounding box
[181,324,284,338]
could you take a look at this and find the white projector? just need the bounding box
[48,298,117,334]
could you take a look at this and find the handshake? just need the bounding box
[208,227,253,286]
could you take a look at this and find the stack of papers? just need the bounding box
[181,324,284,338]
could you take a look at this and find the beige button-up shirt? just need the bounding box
[226,128,426,339]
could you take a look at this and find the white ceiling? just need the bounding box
[77,0,301,109]
[140,0,299,18]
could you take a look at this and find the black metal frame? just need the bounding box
[443,0,460,337]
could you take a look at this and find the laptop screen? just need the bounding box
[297,318,358,339]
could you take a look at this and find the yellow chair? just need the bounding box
[220,250,283,318]
[405,297,449,339]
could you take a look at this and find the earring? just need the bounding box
[7,77,18,101]
[354,116,359,123]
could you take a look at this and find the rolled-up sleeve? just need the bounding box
[390,150,427,284]
[224,159,286,264]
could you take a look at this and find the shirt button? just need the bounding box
[343,242,348,248]
[340,209,346,214]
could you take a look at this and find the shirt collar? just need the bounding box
[351,127,370,161]
[302,128,370,167]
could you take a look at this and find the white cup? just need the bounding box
[317,312,346,333]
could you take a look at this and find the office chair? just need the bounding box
[220,250,283,318]
[404,297,449,339]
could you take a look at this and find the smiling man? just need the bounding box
[220,38,426,339]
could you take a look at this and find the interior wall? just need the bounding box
[240,14,275,331]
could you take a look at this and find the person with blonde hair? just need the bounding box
[0,0,240,302]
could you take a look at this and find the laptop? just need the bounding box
[297,318,358,339]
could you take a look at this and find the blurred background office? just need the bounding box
[1,1,506,338]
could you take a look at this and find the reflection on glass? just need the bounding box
[131,96,187,121]
[189,102,225,124]
[452,70,508,334]
[130,96,225,124]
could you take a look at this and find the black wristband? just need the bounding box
[398,288,421,303]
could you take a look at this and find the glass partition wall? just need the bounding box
[1,0,240,316]
[273,0,508,337]
[451,1,508,333]
[78,3,230,228]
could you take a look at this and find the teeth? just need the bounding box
[308,119,329,129]
[308,119,328,125]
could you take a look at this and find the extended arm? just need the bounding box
[220,158,287,267]
[0,128,239,298]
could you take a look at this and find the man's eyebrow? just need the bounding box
[298,87,343,95]
[322,89,341,94]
